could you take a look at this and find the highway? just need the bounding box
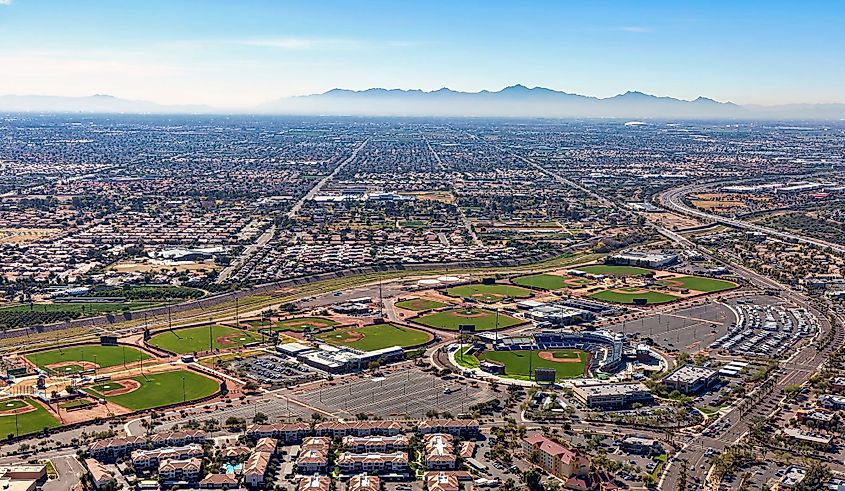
[659,182,845,255]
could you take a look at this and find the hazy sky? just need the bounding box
[0,0,843,107]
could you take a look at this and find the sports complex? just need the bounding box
[513,264,737,305]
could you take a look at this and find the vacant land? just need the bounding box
[466,349,589,381]
[394,298,448,311]
[25,345,151,372]
[660,276,737,293]
[148,325,261,354]
[589,289,679,305]
[445,283,533,303]
[414,308,522,331]
[85,370,220,411]
[0,398,61,438]
[316,323,431,351]
[577,265,653,277]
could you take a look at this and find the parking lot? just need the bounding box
[229,352,319,388]
[292,364,498,418]
[607,300,735,352]
[710,296,816,357]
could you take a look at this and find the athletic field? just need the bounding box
[589,289,679,305]
[414,307,522,331]
[84,370,220,411]
[445,283,533,303]
[148,325,261,354]
[315,323,431,351]
[577,265,654,277]
[0,398,61,438]
[273,316,338,332]
[394,298,448,311]
[513,273,594,290]
[463,349,589,381]
[25,345,151,373]
[659,276,736,293]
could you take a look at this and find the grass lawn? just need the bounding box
[454,347,480,369]
[445,283,533,303]
[589,289,679,305]
[0,398,61,438]
[273,316,338,332]
[148,325,261,354]
[414,308,522,331]
[512,274,569,290]
[660,276,737,293]
[577,265,654,277]
[394,298,448,311]
[315,324,430,351]
[85,370,220,411]
[479,349,589,381]
[25,345,151,371]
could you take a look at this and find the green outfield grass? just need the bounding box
[445,283,533,303]
[85,370,220,411]
[577,265,654,277]
[414,307,522,331]
[0,398,61,438]
[148,325,261,354]
[589,289,679,305]
[659,276,737,293]
[394,298,449,311]
[315,323,430,351]
[477,349,589,381]
[25,345,151,372]
[512,274,569,290]
[273,316,338,332]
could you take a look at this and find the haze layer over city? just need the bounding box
[0,2,843,491]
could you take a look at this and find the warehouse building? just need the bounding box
[606,251,678,268]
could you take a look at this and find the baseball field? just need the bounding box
[414,307,522,331]
[25,344,151,374]
[394,298,449,311]
[513,273,595,290]
[463,349,590,381]
[0,398,61,438]
[84,369,220,411]
[658,276,737,293]
[445,283,533,303]
[273,316,338,332]
[148,325,261,354]
[577,265,654,277]
[315,323,431,351]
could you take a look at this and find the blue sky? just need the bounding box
[0,0,842,107]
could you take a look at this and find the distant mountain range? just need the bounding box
[2,86,844,119]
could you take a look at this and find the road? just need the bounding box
[659,182,845,255]
[216,224,276,283]
[286,138,370,218]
